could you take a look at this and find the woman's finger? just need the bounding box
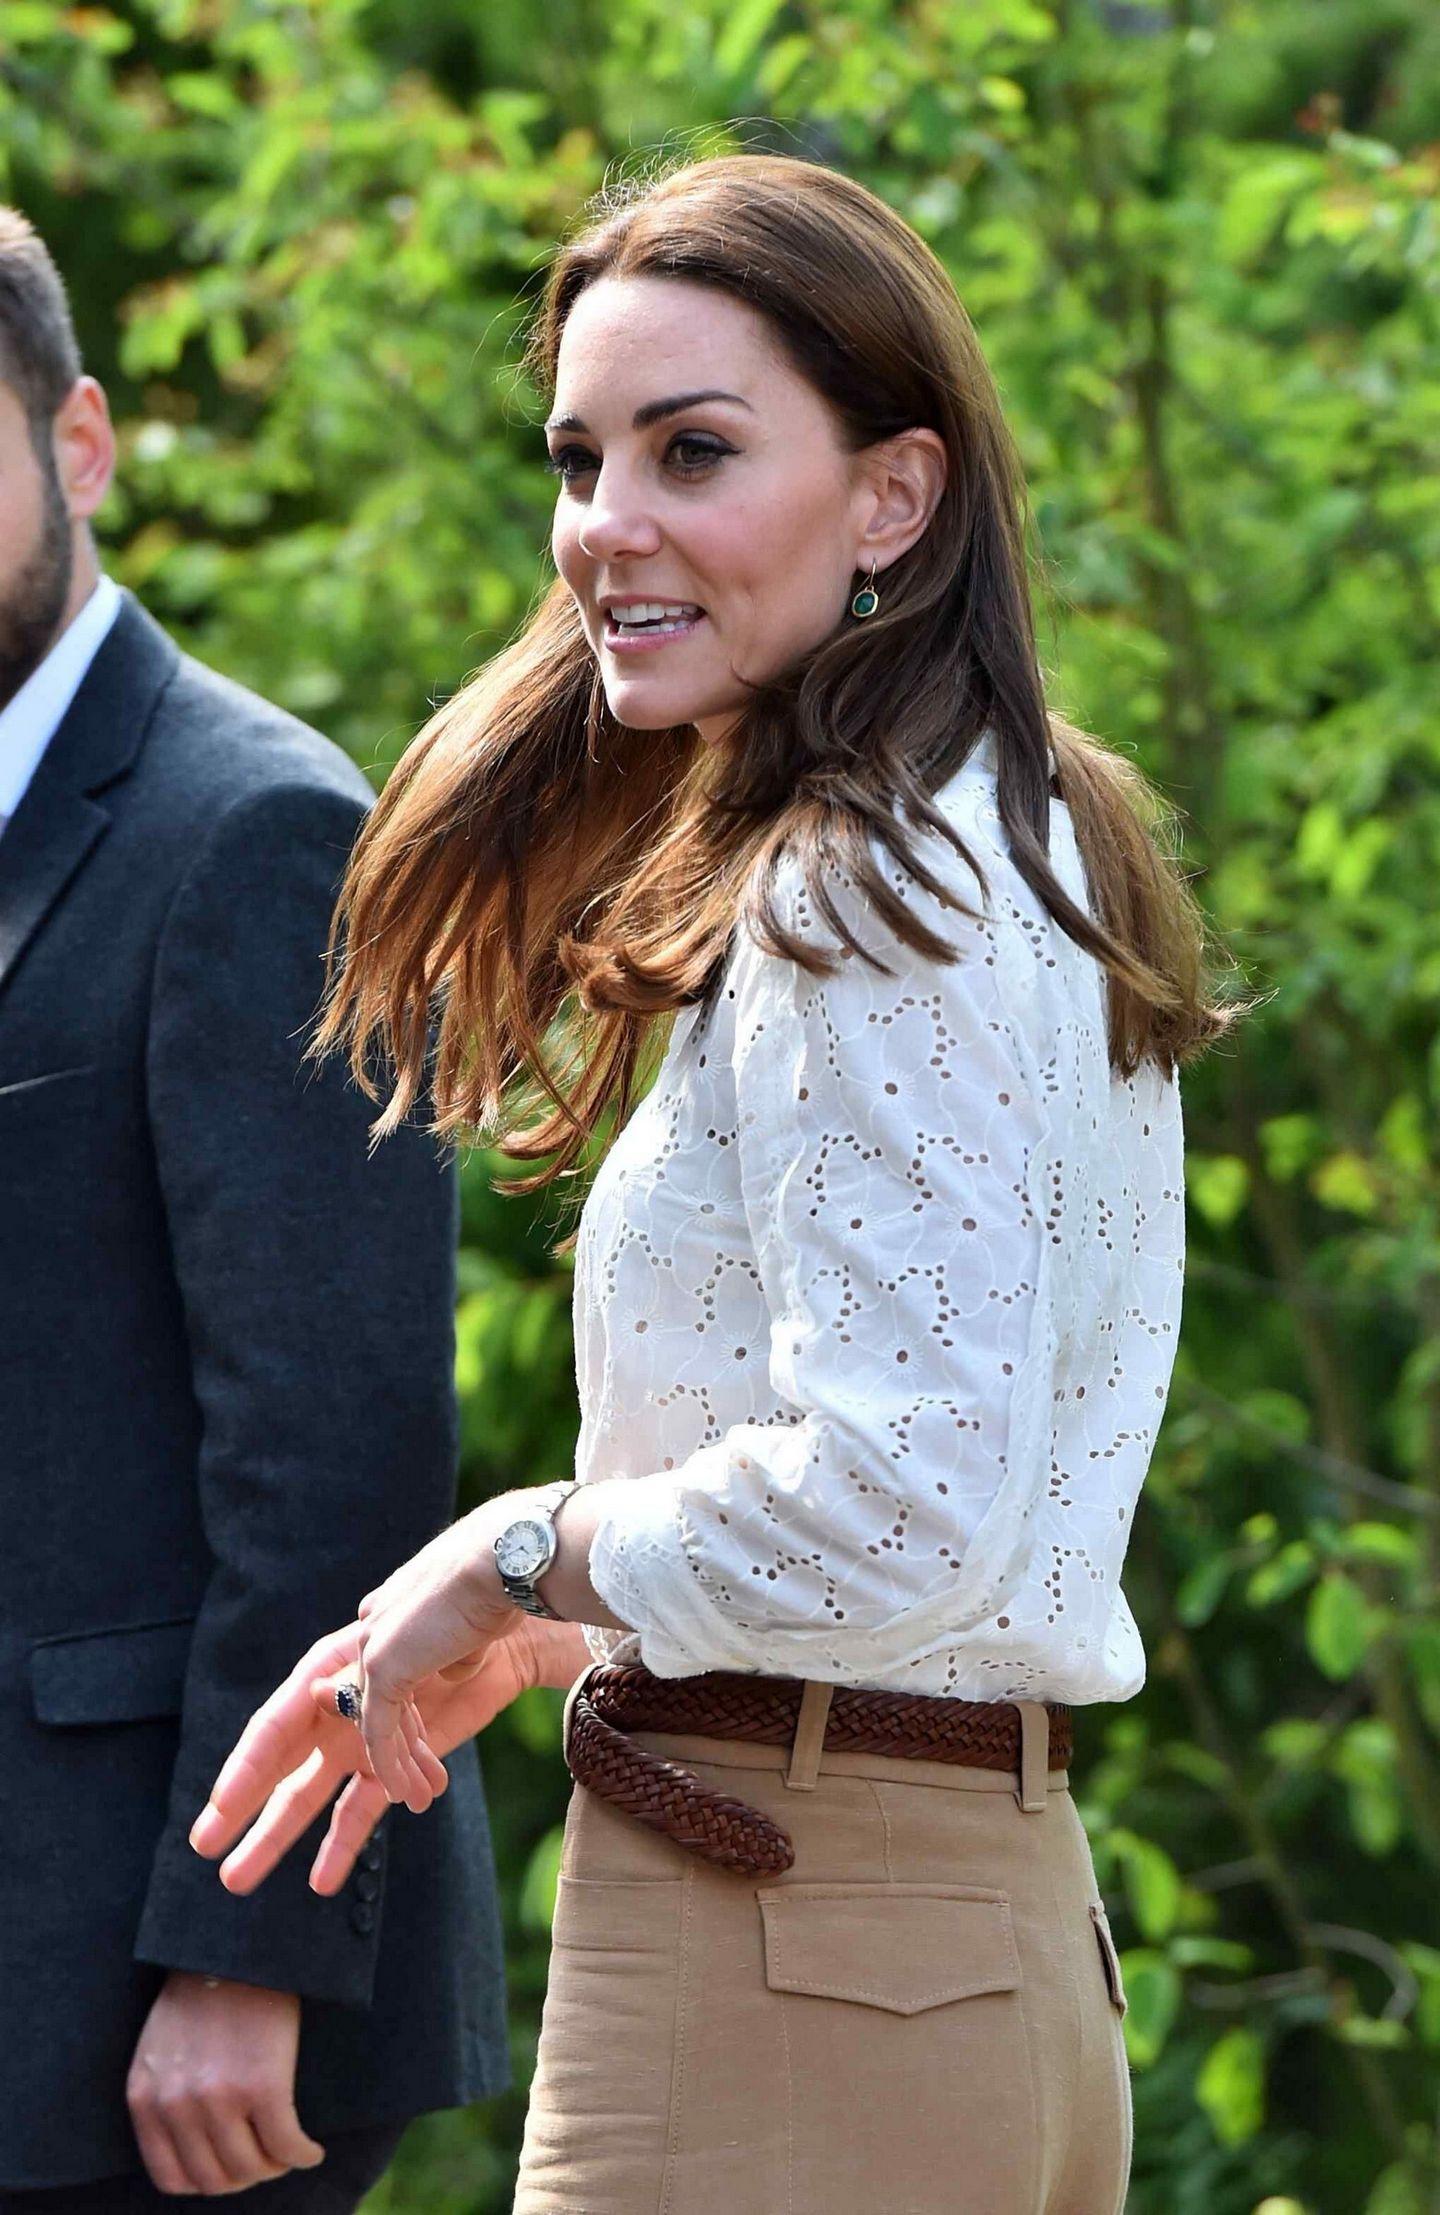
[380,1699,433,1813]
[402,1702,449,1802]
[314,1668,375,1750]
[191,1627,362,1855]
[414,1738,450,1795]
[310,1774,388,1895]
[218,1747,338,1896]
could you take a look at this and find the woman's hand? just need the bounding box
[190,1609,592,1895]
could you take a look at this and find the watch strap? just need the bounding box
[497,1481,582,1619]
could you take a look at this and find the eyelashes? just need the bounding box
[543,435,733,485]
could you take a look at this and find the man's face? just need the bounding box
[0,379,73,712]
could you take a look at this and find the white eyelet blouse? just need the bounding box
[576,728,1185,1704]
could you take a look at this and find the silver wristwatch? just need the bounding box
[493,1481,582,1619]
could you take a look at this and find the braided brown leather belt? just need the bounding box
[563,1661,1074,1876]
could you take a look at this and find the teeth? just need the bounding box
[610,602,701,626]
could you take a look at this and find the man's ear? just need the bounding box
[51,374,116,523]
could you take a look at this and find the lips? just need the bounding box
[602,608,708,654]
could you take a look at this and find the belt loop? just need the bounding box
[1011,1699,1051,1812]
[784,1680,834,1792]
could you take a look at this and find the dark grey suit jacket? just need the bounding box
[0,591,509,2189]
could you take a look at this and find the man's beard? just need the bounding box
[0,440,73,712]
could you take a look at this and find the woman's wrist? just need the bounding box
[536,1481,633,1630]
[474,1483,632,1633]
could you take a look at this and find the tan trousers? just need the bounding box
[514,1680,1132,2214]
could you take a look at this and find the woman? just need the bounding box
[191,152,1238,2212]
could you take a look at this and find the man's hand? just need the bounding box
[127,1972,324,2196]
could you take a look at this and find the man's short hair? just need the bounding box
[0,207,82,434]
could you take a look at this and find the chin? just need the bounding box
[606,700,688,732]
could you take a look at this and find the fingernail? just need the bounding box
[190,1807,219,1851]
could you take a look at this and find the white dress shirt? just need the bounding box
[577,728,1186,1704]
[0,574,123,830]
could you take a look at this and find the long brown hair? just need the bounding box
[315,152,1239,1201]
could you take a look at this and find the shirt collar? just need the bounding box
[0,574,124,821]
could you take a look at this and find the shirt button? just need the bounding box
[350,1902,376,1936]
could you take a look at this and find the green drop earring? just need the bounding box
[850,559,881,620]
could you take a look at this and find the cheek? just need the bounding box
[0,466,43,574]
[720,490,848,637]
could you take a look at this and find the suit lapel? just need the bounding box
[0,786,110,996]
[0,591,178,1003]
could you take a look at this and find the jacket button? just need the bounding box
[354,1872,380,1902]
[358,1842,383,1872]
[350,1902,376,1935]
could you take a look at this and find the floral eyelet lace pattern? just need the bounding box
[577,730,1185,1703]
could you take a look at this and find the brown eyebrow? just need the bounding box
[544,390,754,436]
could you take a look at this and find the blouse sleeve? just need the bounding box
[585,824,1063,1685]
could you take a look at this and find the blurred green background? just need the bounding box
[4,1,1439,2208]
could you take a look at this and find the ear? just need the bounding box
[50,375,116,524]
[853,427,947,576]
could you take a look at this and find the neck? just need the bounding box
[55,531,101,641]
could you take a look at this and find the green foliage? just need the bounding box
[5,0,1439,2207]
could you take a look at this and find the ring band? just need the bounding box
[334,1679,363,1723]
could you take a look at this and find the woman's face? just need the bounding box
[547,275,940,748]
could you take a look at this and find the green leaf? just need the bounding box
[1310,1152,1380,1218]
[1118,1835,1183,1941]
[508,1686,565,1757]
[1175,1552,1233,1626]
[1396,1942,1440,2046]
[1339,1522,1414,1570]
[1405,1623,1440,1736]
[755,31,812,99]
[1245,1539,1316,1609]
[1333,1720,1402,1856]
[1258,1112,1321,1182]
[1218,150,1324,263]
[1305,1573,1372,1680]
[1363,2159,1427,2214]
[1335,2014,1410,2048]
[1195,2024,1266,2146]
[1188,1153,1250,1228]
[1375,1094,1428,1174]
[979,75,1026,112]
[1115,1950,1182,2069]
[517,1824,566,1933]
[168,69,241,118]
[1170,1936,1256,1972]
[713,0,789,78]
[1261,1717,1328,1770]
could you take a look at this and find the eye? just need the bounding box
[543,434,732,485]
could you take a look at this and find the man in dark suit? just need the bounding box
[0,209,510,2207]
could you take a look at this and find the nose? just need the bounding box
[576,461,664,565]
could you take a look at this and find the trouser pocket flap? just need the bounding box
[756,1881,1020,2016]
[1090,1900,1128,2015]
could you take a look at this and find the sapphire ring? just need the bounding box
[334,1679,363,1724]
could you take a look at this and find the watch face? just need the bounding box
[496,1518,551,1580]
